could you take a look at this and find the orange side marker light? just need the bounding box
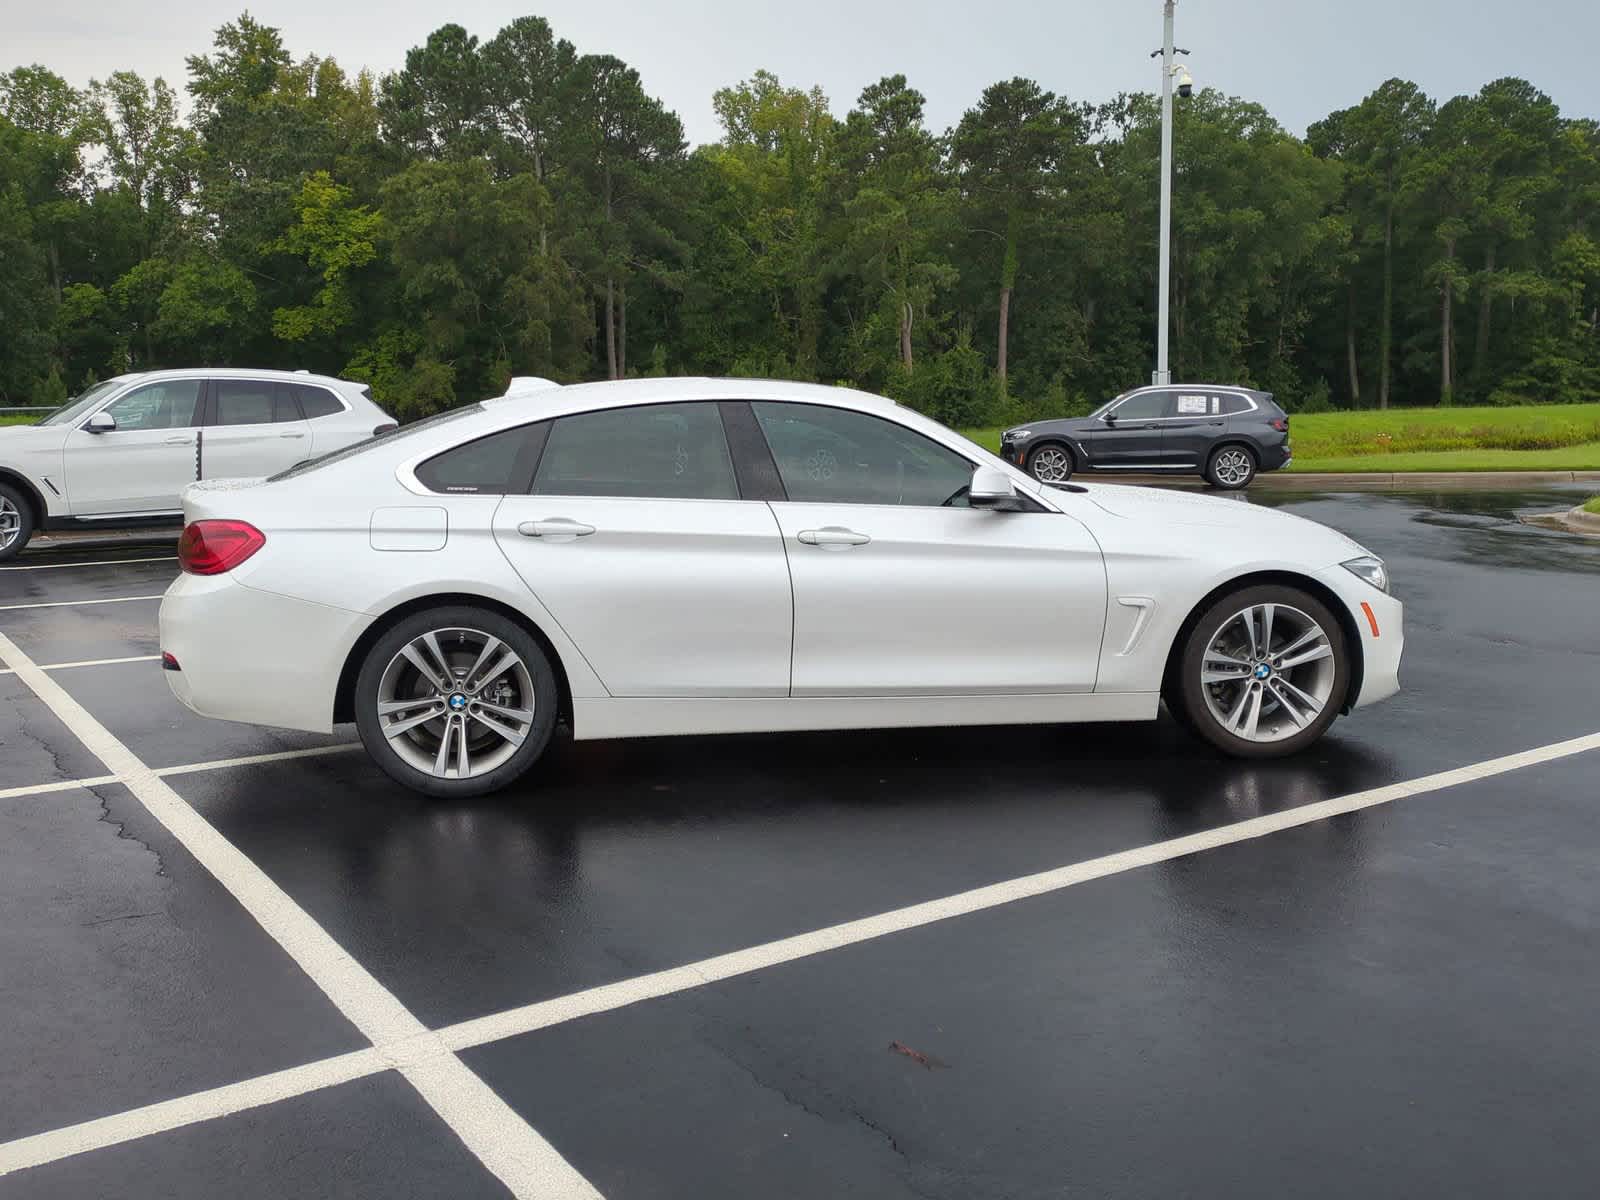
[1360,601,1380,638]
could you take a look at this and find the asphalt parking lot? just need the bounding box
[2,484,1599,1199]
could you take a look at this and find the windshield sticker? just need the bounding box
[1176,395,1209,414]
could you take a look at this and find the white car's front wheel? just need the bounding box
[354,606,559,797]
[0,483,34,563]
[1170,585,1350,758]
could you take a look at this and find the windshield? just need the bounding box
[36,380,123,426]
[1086,393,1129,420]
[268,404,483,481]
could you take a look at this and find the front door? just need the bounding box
[62,378,202,514]
[1086,390,1172,469]
[1162,390,1227,467]
[202,379,312,479]
[749,401,1106,696]
[492,401,793,697]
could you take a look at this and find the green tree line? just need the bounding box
[2,13,1598,423]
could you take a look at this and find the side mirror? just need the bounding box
[1102,412,1117,425]
[85,411,117,434]
[969,465,1024,511]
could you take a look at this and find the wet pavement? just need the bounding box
[2,485,1598,1198]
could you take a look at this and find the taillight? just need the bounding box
[1270,417,1288,432]
[178,520,266,575]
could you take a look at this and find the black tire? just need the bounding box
[1168,584,1349,759]
[1204,444,1257,490]
[353,605,559,798]
[0,481,35,563]
[1026,442,1076,484]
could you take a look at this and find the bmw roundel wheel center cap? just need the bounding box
[1253,663,1273,681]
[447,693,468,712]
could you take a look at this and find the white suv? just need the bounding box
[0,368,393,561]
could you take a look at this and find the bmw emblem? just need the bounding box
[448,693,468,711]
[1253,663,1272,681]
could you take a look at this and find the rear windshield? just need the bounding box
[268,405,484,481]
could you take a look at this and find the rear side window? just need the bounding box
[212,380,277,426]
[415,425,539,495]
[533,402,739,500]
[1219,394,1254,415]
[297,386,345,419]
[272,383,302,423]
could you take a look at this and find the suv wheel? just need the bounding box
[1026,443,1075,484]
[1169,584,1349,758]
[1205,445,1256,490]
[354,606,559,798]
[0,483,34,563]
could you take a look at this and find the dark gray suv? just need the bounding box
[998,385,1291,490]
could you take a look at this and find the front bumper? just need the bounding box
[160,572,368,734]
[1313,564,1403,711]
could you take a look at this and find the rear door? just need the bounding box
[750,400,1106,696]
[491,401,793,697]
[294,382,360,455]
[1162,390,1227,468]
[202,380,311,479]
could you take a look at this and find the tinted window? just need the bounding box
[297,386,344,419]
[273,383,302,424]
[269,405,483,482]
[102,380,201,430]
[212,380,276,426]
[533,403,738,500]
[1110,392,1171,420]
[1219,394,1253,415]
[416,426,535,494]
[751,402,974,507]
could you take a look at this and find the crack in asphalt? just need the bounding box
[88,780,171,881]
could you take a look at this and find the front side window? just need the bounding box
[1109,392,1171,420]
[751,402,974,507]
[101,380,201,431]
[212,380,277,426]
[533,402,739,500]
[416,425,537,494]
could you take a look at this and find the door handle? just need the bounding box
[798,526,870,549]
[163,436,192,445]
[518,518,596,540]
[279,431,306,439]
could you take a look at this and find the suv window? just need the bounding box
[102,380,201,430]
[1109,392,1171,420]
[533,402,739,500]
[273,383,303,423]
[416,425,538,495]
[297,386,345,419]
[212,380,278,426]
[751,402,974,507]
[1219,394,1254,415]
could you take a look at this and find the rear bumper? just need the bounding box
[160,572,367,734]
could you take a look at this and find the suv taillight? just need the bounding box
[1270,417,1289,432]
[178,520,266,575]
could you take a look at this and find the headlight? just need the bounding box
[1003,429,1031,442]
[1341,555,1389,594]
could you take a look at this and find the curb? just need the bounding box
[1096,470,1600,491]
[1566,505,1600,534]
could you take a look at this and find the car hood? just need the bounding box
[1017,417,1098,437]
[0,423,67,455]
[1075,482,1367,558]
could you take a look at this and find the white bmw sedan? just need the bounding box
[159,378,1402,798]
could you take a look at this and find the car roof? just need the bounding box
[111,367,356,388]
[479,376,899,418]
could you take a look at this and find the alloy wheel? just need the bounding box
[0,495,20,551]
[1029,446,1073,483]
[1212,448,1254,487]
[1198,603,1336,743]
[375,627,537,780]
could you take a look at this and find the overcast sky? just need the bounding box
[5,0,1593,143]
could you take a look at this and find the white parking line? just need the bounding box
[0,775,119,801]
[0,654,162,677]
[0,632,602,1199]
[1,722,1595,1180]
[0,594,164,612]
[0,746,363,802]
[0,556,178,571]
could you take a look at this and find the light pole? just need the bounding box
[1152,2,1191,386]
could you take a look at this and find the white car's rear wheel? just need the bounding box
[1171,585,1349,757]
[354,606,559,797]
[0,484,33,563]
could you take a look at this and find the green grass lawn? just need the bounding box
[960,404,1600,473]
[0,414,42,426]
[1584,495,1600,514]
